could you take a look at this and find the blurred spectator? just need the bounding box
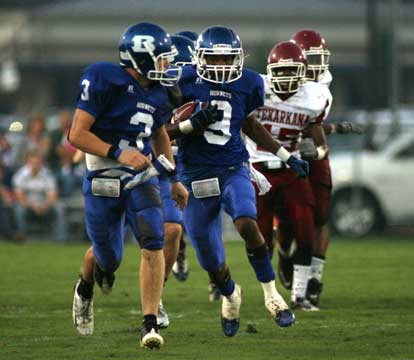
[0,130,15,170]
[0,160,15,240]
[12,150,67,243]
[50,109,73,169]
[15,113,51,165]
[50,109,82,197]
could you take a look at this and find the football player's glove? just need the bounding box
[336,121,364,134]
[297,138,318,160]
[286,155,309,178]
[190,101,221,132]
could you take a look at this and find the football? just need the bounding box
[171,101,207,124]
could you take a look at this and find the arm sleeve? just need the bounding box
[76,66,111,118]
[246,75,265,116]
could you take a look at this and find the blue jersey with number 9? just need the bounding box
[177,65,264,181]
[76,62,171,170]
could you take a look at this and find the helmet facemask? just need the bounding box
[196,47,244,84]
[303,47,330,81]
[124,42,182,87]
[267,62,306,95]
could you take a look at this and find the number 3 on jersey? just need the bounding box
[203,100,232,145]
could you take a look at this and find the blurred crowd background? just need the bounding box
[0,0,413,242]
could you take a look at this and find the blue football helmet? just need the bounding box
[119,22,181,86]
[195,26,244,84]
[171,35,195,66]
[175,30,199,45]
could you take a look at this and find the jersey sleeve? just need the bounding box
[314,87,333,123]
[305,84,333,124]
[76,65,111,118]
[322,88,333,120]
[246,75,265,116]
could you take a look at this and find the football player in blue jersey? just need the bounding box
[69,22,189,349]
[156,34,196,328]
[167,26,309,337]
[170,33,199,284]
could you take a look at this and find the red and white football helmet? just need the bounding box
[267,41,307,95]
[291,29,330,82]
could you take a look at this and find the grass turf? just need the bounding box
[1,237,413,360]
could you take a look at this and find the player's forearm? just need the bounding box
[310,123,329,159]
[69,128,111,158]
[152,126,176,167]
[242,115,282,154]
[165,123,181,141]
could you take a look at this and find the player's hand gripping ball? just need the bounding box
[172,100,222,134]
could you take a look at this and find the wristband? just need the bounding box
[316,146,328,160]
[107,145,122,160]
[178,119,194,134]
[168,172,180,183]
[275,147,291,162]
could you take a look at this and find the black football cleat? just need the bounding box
[140,322,163,349]
[306,278,323,307]
[172,248,189,282]
[291,297,319,311]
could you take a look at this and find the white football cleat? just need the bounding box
[221,284,242,337]
[157,300,170,329]
[265,291,288,315]
[72,279,94,335]
[265,292,296,327]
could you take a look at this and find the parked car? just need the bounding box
[329,131,414,237]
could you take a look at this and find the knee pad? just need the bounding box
[137,211,164,250]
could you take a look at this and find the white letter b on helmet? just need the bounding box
[132,35,156,53]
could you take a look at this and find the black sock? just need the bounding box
[179,234,186,251]
[77,277,94,299]
[143,314,157,327]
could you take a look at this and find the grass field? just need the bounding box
[1,237,414,360]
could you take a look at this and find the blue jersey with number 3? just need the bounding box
[177,65,264,181]
[76,62,171,161]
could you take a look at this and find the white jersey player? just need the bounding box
[247,41,331,311]
[246,74,331,163]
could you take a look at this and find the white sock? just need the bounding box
[261,280,279,300]
[291,265,310,302]
[310,257,325,282]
